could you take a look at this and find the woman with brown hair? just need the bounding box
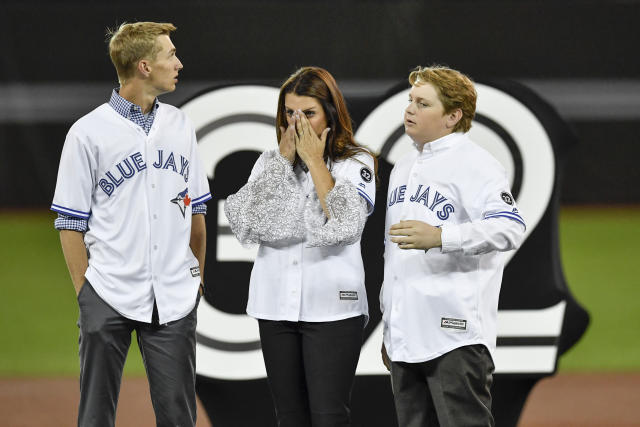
[225,66,377,426]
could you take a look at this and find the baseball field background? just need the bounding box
[2,207,639,377]
[2,1,640,425]
[2,207,640,426]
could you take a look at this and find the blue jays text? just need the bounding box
[99,150,189,196]
[388,184,455,220]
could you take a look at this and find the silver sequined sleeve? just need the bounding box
[224,150,305,245]
[304,178,369,247]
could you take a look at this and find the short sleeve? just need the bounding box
[50,129,95,220]
[187,125,212,207]
[334,152,376,215]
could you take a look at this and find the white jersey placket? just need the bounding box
[391,154,421,357]
[141,120,162,304]
[389,148,433,359]
[285,166,311,320]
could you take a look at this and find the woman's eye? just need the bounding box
[286,110,293,116]
[419,102,428,107]
[305,111,314,117]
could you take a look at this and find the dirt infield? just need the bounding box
[1,373,639,426]
[0,377,213,427]
[518,373,640,426]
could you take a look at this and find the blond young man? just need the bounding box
[380,66,526,426]
[51,22,211,426]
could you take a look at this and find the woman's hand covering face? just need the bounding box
[294,110,330,165]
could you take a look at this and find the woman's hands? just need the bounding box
[293,110,330,166]
[278,123,296,164]
[282,109,334,217]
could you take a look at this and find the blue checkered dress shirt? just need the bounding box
[55,90,206,232]
[108,88,159,135]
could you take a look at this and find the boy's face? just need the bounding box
[147,35,183,95]
[404,82,453,144]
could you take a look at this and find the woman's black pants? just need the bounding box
[258,315,365,427]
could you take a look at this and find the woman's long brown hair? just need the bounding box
[276,66,378,177]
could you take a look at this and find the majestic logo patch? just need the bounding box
[501,192,514,205]
[360,167,373,183]
[190,266,200,277]
[171,188,191,218]
[441,317,467,330]
[339,291,358,300]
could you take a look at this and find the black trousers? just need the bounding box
[76,281,198,427]
[258,315,365,427]
[390,344,495,427]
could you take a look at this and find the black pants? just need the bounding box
[391,344,495,427]
[258,315,365,427]
[76,281,198,427]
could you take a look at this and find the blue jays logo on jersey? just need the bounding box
[98,149,189,197]
[388,184,456,220]
[171,188,191,218]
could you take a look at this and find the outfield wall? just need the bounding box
[1,1,639,206]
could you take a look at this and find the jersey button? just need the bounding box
[151,184,156,189]
[292,260,298,266]
[153,214,158,220]
[153,245,158,250]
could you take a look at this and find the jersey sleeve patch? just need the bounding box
[500,192,514,205]
[360,166,373,183]
[339,154,376,216]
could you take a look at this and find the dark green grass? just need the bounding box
[0,211,145,376]
[556,207,640,371]
[1,208,639,376]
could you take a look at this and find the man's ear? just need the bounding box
[446,109,463,129]
[137,59,152,78]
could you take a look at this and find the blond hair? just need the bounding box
[408,65,477,133]
[107,22,176,84]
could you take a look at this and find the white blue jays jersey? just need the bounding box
[381,132,525,363]
[51,102,211,324]
[246,151,376,323]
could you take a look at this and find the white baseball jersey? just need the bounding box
[382,132,525,363]
[246,152,376,322]
[51,102,211,324]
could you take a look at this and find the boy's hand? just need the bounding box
[389,220,442,250]
[381,343,391,372]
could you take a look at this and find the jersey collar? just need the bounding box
[415,132,465,159]
[109,89,159,116]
